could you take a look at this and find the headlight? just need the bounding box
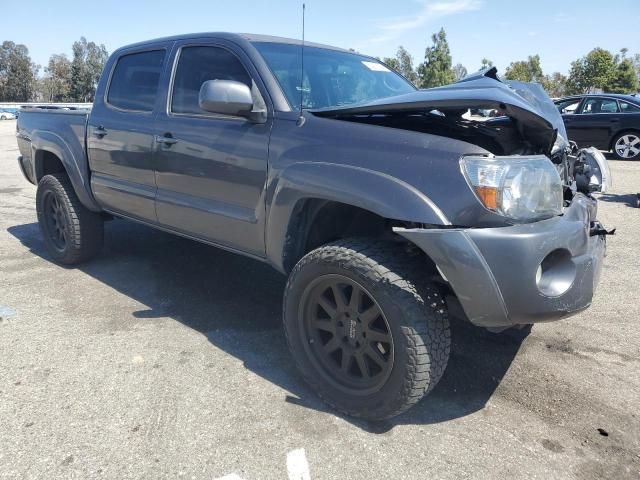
[461,155,563,222]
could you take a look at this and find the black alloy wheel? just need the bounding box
[42,190,69,251]
[300,274,394,395]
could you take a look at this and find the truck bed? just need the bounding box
[16,108,90,185]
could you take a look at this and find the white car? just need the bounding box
[0,110,16,120]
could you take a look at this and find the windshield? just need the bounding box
[253,42,415,110]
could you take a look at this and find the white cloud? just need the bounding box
[365,0,483,44]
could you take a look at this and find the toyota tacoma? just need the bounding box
[15,33,610,420]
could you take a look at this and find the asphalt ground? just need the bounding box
[0,119,638,479]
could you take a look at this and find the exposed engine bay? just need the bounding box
[312,68,612,211]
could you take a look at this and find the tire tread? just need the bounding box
[284,238,451,420]
[36,173,103,264]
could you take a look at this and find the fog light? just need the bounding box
[536,249,576,297]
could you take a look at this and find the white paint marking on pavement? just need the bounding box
[287,448,311,480]
[0,305,16,322]
[213,448,311,480]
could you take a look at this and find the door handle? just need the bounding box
[92,126,107,138]
[155,134,178,146]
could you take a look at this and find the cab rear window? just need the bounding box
[107,50,165,112]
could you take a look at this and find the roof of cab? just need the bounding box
[113,32,349,54]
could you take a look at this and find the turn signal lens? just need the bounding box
[474,186,498,210]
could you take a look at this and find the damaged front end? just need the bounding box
[311,67,610,212]
[312,69,611,327]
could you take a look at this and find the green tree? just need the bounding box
[542,72,567,98]
[452,63,467,81]
[633,53,640,85]
[42,54,72,102]
[617,47,628,62]
[480,58,493,70]
[381,56,400,72]
[504,54,544,83]
[395,46,418,85]
[584,48,616,90]
[0,41,39,101]
[565,58,587,94]
[566,48,616,94]
[382,47,418,85]
[417,28,455,88]
[609,58,639,93]
[70,37,108,102]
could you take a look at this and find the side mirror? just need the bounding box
[198,80,256,119]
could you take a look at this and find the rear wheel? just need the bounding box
[283,239,451,420]
[612,132,640,160]
[36,174,104,265]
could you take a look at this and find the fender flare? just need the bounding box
[31,130,101,212]
[266,162,450,272]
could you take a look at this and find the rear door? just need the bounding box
[152,40,271,256]
[87,46,169,222]
[567,97,621,148]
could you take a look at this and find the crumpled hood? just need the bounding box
[311,68,567,155]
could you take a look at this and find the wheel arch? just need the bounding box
[31,131,101,212]
[266,162,450,273]
[34,149,66,180]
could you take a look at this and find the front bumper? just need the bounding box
[395,194,606,328]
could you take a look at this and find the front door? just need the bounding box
[153,42,271,257]
[556,97,582,144]
[566,97,620,149]
[87,47,168,222]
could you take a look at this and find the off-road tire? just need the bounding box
[36,173,103,265]
[283,238,451,420]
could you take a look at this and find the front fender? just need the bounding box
[266,162,450,272]
[31,130,101,212]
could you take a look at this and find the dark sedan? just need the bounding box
[555,94,640,159]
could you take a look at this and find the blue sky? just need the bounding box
[3,0,639,76]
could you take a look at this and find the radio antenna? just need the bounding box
[299,3,306,121]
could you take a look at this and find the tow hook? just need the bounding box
[590,222,616,237]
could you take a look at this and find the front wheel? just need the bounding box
[283,239,451,420]
[36,174,104,265]
[612,132,640,160]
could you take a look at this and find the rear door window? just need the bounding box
[580,98,619,114]
[620,100,640,113]
[107,50,166,112]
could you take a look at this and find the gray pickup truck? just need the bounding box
[16,33,609,420]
